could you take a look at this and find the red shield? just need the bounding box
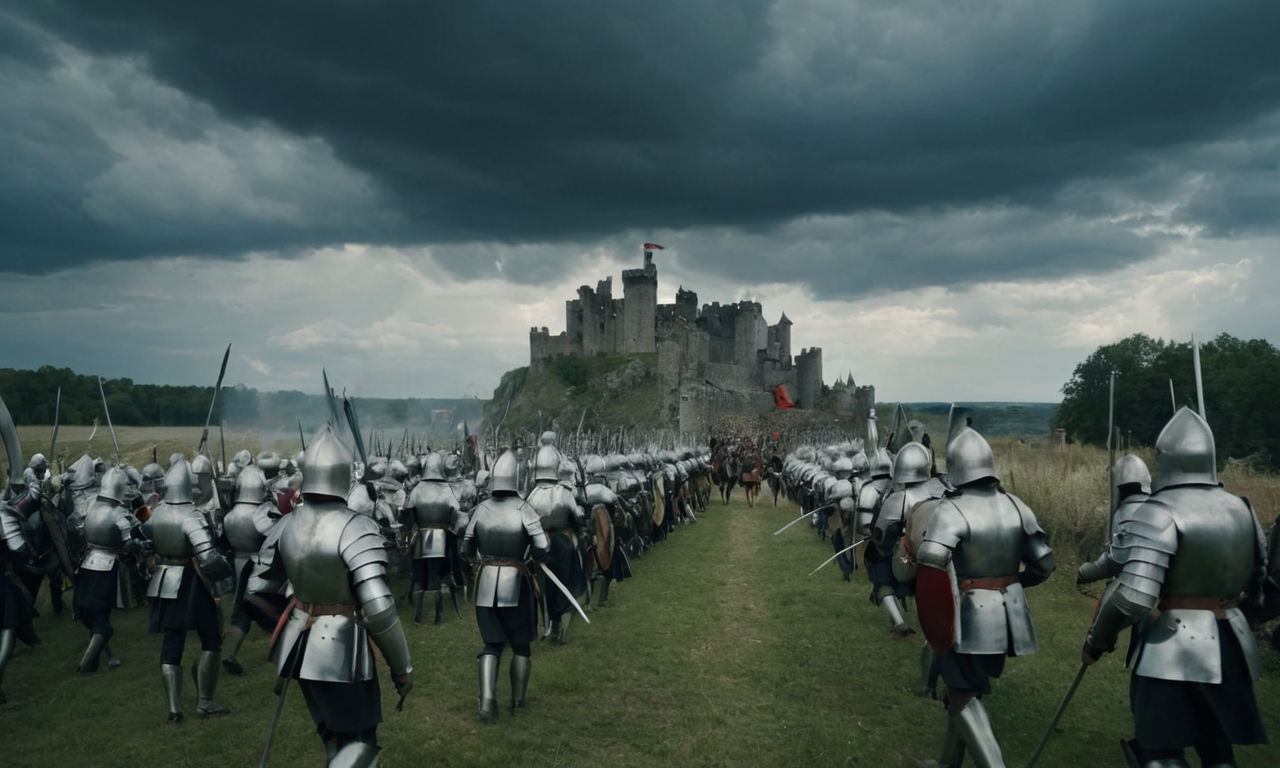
[916,563,961,655]
[591,504,614,573]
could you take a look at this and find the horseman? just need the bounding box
[462,450,549,722]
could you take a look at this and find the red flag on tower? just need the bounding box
[643,243,665,250]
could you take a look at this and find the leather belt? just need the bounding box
[481,557,532,579]
[958,575,1019,592]
[300,602,357,618]
[1158,594,1242,618]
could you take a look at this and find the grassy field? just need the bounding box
[3,486,1278,767]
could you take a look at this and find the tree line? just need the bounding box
[0,366,484,433]
[1053,333,1280,470]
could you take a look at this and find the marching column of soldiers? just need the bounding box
[0,386,718,767]
[0,376,1276,766]
[779,407,1275,768]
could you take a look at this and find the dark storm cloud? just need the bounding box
[5,1,1280,290]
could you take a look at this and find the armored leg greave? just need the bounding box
[412,590,425,624]
[938,711,963,768]
[161,663,184,722]
[881,596,915,638]
[222,626,246,675]
[599,578,611,607]
[477,654,499,723]
[433,590,443,624]
[952,697,1004,768]
[195,650,230,717]
[0,627,14,704]
[78,632,108,674]
[919,643,937,699]
[555,612,571,644]
[328,740,380,768]
[509,654,530,713]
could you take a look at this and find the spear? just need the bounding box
[49,386,62,459]
[196,343,232,456]
[298,419,306,451]
[97,376,121,466]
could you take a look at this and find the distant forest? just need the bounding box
[0,366,485,432]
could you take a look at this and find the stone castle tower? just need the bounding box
[530,249,849,430]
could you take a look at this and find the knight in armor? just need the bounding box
[912,428,1054,767]
[1076,454,1151,586]
[526,447,586,644]
[74,467,145,673]
[271,425,413,766]
[0,494,35,704]
[403,452,465,624]
[462,450,550,722]
[146,457,235,721]
[869,442,944,639]
[1080,408,1268,767]
[583,455,631,606]
[219,465,280,675]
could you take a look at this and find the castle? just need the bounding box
[530,251,865,432]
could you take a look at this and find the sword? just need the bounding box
[0,392,24,489]
[1026,663,1088,768]
[808,538,867,576]
[772,506,828,536]
[260,599,300,768]
[537,561,590,624]
[97,377,120,467]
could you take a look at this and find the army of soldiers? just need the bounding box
[1,376,1276,766]
[778,407,1274,767]
[0,390,718,766]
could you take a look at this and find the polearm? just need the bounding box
[219,420,228,474]
[49,386,61,460]
[1168,379,1177,414]
[297,419,306,451]
[1191,333,1206,420]
[1026,663,1088,768]
[196,344,232,456]
[1107,371,1117,527]
[97,376,121,467]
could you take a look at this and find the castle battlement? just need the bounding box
[530,250,848,427]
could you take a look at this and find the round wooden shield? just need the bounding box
[652,483,665,527]
[591,504,613,572]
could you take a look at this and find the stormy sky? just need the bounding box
[3,2,1279,405]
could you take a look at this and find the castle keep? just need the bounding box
[531,251,859,432]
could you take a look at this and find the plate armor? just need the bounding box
[463,495,550,608]
[273,498,412,683]
[146,460,232,599]
[857,476,891,540]
[405,480,463,558]
[916,486,1054,655]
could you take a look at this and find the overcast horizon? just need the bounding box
[4,3,1279,404]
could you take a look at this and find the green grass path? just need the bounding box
[4,498,1278,766]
